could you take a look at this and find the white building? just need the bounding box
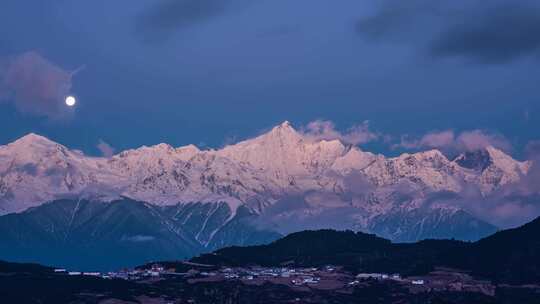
[357,273,384,280]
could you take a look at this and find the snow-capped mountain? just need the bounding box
[0,122,533,268]
[0,134,115,214]
[456,146,531,193]
[0,122,531,221]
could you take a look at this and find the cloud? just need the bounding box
[425,190,535,229]
[456,130,511,152]
[97,139,116,158]
[356,0,442,41]
[429,4,540,63]
[301,120,379,145]
[256,193,364,234]
[461,187,540,229]
[254,161,539,233]
[342,171,376,196]
[356,0,540,64]
[0,51,77,119]
[398,130,455,150]
[491,202,539,227]
[396,129,511,154]
[420,130,455,148]
[222,134,239,147]
[425,145,540,228]
[395,138,539,229]
[256,171,377,234]
[136,0,237,42]
[519,142,540,195]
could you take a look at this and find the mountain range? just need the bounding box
[0,122,533,269]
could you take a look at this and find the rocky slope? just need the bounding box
[0,198,279,270]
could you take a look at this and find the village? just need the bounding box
[52,264,496,296]
[54,264,401,285]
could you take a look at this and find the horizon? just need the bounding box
[4,121,529,163]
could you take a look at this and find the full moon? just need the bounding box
[65,96,77,107]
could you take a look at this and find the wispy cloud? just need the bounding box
[97,139,116,158]
[395,129,511,154]
[0,51,79,119]
[398,130,455,150]
[457,130,512,152]
[436,175,540,229]
[300,120,379,145]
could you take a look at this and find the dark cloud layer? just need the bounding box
[0,51,76,119]
[430,5,540,63]
[357,0,540,64]
[136,0,235,42]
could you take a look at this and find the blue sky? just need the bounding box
[1,0,539,158]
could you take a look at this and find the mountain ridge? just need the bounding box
[0,122,532,260]
[190,215,540,284]
[1,122,530,215]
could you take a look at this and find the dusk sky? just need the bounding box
[1,0,539,158]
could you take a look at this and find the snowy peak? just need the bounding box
[0,133,78,166]
[453,146,530,193]
[393,149,449,166]
[250,120,303,147]
[274,120,294,132]
[454,149,492,171]
[176,144,200,160]
[454,146,528,174]
[280,120,292,127]
[14,133,51,143]
[218,121,347,178]
[484,146,526,170]
[8,133,62,150]
[219,122,303,166]
[0,134,106,214]
[414,149,447,160]
[0,129,534,217]
[331,146,378,173]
